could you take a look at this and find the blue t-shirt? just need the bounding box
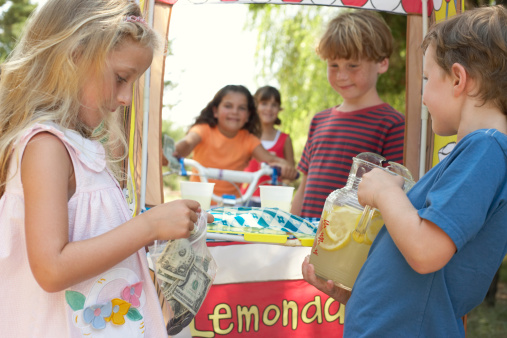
[344,129,507,337]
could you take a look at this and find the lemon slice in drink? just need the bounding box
[317,205,360,251]
[324,206,361,242]
[319,228,351,251]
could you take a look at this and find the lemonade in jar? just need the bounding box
[309,153,414,291]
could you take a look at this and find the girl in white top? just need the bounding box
[242,86,295,205]
[0,0,212,336]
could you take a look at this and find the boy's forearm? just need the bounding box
[290,175,306,216]
[376,187,456,274]
[291,191,303,216]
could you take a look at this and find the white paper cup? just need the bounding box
[259,185,295,212]
[180,181,215,210]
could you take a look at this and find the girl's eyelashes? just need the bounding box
[116,74,127,83]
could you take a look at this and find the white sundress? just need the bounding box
[0,123,167,337]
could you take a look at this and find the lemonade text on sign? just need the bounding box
[191,295,345,336]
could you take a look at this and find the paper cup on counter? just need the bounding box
[259,185,295,212]
[180,181,215,211]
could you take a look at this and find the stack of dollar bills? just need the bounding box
[156,237,214,335]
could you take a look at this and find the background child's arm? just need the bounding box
[357,168,456,274]
[290,174,307,216]
[252,144,298,180]
[21,133,212,293]
[174,131,201,158]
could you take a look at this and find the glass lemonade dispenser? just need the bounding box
[309,152,415,290]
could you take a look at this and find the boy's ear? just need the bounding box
[451,63,467,97]
[377,58,389,75]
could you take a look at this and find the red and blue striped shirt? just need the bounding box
[298,103,405,218]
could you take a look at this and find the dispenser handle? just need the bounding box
[352,205,374,244]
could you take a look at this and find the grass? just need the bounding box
[466,261,507,337]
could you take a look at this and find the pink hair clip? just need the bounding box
[124,15,147,26]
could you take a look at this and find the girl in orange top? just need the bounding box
[174,85,298,203]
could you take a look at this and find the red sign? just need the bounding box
[191,279,344,337]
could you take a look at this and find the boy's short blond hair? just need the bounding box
[317,10,393,62]
[422,5,507,115]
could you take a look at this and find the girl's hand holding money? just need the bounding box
[144,200,213,241]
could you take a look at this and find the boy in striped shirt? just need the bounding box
[291,10,405,219]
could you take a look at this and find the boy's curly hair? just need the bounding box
[317,10,393,62]
[422,5,507,115]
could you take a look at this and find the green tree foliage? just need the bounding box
[377,12,407,113]
[246,5,406,160]
[162,119,185,147]
[247,5,337,156]
[0,0,36,61]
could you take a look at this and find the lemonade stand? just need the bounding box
[127,1,464,337]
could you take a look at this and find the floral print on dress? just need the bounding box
[65,268,146,337]
[105,299,132,325]
[83,302,113,329]
[121,281,143,307]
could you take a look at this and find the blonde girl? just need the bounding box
[0,0,212,336]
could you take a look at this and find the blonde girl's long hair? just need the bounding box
[0,0,159,197]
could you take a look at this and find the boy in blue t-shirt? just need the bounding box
[303,6,507,337]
